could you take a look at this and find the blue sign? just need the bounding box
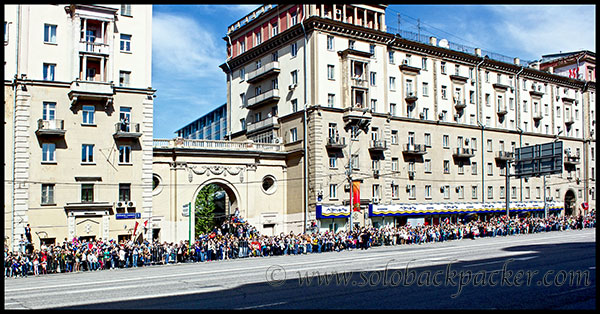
[115,213,141,219]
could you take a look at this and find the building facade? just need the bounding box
[4,4,155,250]
[175,103,227,140]
[220,4,596,233]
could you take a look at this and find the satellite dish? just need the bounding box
[438,39,449,48]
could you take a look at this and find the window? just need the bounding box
[81,184,94,203]
[389,77,396,91]
[487,186,494,199]
[120,34,131,52]
[240,118,246,130]
[424,159,431,173]
[469,68,474,80]
[391,130,398,144]
[389,51,395,64]
[42,143,55,162]
[372,159,380,171]
[512,187,517,199]
[42,102,56,121]
[239,40,246,54]
[441,86,447,99]
[119,183,131,202]
[485,71,490,83]
[255,31,262,45]
[441,62,446,74]
[290,127,298,142]
[370,72,376,86]
[423,108,429,120]
[487,163,493,176]
[556,106,561,118]
[443,185,450,199]
[351,154,359,169]
[121,4,132,16]
[272,51,278,62]
[455,64,460,76]
[392,184,399,199]
[329,155,337,168]
[442,135,449,148]
[487,139,493,152]
[327,35,334,50]
[370,44,375,55]
[119,107,132,131]
[472,162,477,175]
[536,187,541,199]
[458,186,464,199]
[389,103,396,116]
[408,185,416,199]
[271,22,278,37]
[421,58,428,70]
[291,42,298,57]
[425,185,432,199]
[44,24,57,44]
[348,39,355,49]
[523,100,528,112]
[422,82,429,97]
[472,186,478,199]
[292,99,298,112]
[290,11,298,26]
[82,105,95,124]
[82,144,94,163]
[119,71,131,87]
[41,184,55,205]
[329,184,337,199]
[443,160,450,174]
[327,64,335,80]
[256,59,262,69]
[370,99,377,112]
[525,187,530,199]
[458,161,464,175]
[291,70,298,85]
[327,94,335,108]
[119,145,131,164]
[43,63,55,81]
[485,93,490,106]
[391,158,399,172]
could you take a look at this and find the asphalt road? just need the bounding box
[4,228,596,309]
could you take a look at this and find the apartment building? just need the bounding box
[218,4,595,233]
[4,4,154,251]
[175,104,227,140]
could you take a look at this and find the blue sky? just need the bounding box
[151,4,595,139]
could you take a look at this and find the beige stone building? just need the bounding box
[219,4,596,232]
[4,4,154,250]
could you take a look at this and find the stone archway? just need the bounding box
[564,189,577,217]
[192,178,242,235]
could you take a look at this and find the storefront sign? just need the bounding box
[369,201,563,217]
[316,205,350,219]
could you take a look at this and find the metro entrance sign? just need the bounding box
[514,141,563,178]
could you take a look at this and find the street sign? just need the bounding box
[182,203,190,217]
[514,141,563,178]
[115,213,141,219]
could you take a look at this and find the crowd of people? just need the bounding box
[4,211,595,279]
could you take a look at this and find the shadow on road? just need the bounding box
[59,241,596,310]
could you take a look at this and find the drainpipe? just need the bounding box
[11,5,21,251]
[514,66,525,202]
[225,35,234,140]
[301,11,308,234]
[475,56,486,203]
[581,81,589,212]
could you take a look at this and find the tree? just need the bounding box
[194,184,221,237]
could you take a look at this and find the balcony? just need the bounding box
[79,41,110,55]
[69,80,114,108]
[405,91,418,103]
[325,136,346,149]
[453,147,475,158]
[369,140,387,152]
[495,151,514,161]
[497,105,508,116]
[564,152,580,165]
[450,74,469,84]
[529,90,544,98]
[492,83,510,91]
[532,112,543,121]
[245,88,280,110]
[36,119,66,137]
[351,76,369,88]
[399,63,421,74]
[246,61,280,84]
[342,106,372,125]
[246,116,279,134]
[564,117,575,126]
[113,122,142,139]
[454,98,466,110]
[403,143,427,155]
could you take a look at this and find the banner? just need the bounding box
[352,181,360,212]
[368,201,564,217]
[316,205,350,218]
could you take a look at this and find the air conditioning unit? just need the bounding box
[288,83,297,90]
[440,186,445,192]
[273,137,283,144]
[408,171,415,178]
[127,201,136,208]
[406,185,411,191]
[373,197,380,204]
[344,184,350,191]
[555,96,560,101]
[115,201,125,208]
[455,186,461,192]
[454,114,459,120]
[438,113,444,120]
[419,112,425,119]
[402,59,409,65]
[465,138,470,145]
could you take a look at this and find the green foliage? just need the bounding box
[194,184,220,237]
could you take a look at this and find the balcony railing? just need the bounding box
[495,151,514,161]
[326,136,346,149]
[351,76,368,88]
[153,138,282,152]
[453,147,475,158]
[454,98,466,110]
[114,122,142,138]
[369,140,387,152]
[79,41,110,55]
[246,116,279,134]
[36,119,66,137]
[69,80,114,107]
[405,91,418,103]
[342,106,372,124]
[497,105,508,115]
[564,152,580,165]
[246,61,280,83]
[564,117,575,126]
[245,88,280,110]
[403,143,427,155]
[533,112,543,121]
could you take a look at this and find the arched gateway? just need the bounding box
[151,138,298,243]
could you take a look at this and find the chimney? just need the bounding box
[429,36,437,46]
[475,48,482,57]
[513,57,520,65]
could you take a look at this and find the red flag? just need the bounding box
[144,220,148,227]
[352,181,360,212]
[133,221,139,238]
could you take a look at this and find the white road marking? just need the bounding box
[236,301,288,309]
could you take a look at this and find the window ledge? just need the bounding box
[81,162,96,165]
[41,203,57,206]
[118,163,133,166]
[81,123,97,127]
[44,42,58,46]
[42,161,57,165]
